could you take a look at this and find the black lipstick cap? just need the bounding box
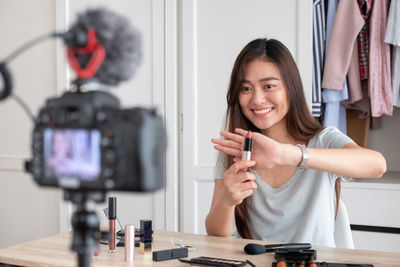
[108,197,116,219]
[243,137,252,151]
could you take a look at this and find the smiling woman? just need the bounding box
[206,38,387,248]
[238,59,290,134]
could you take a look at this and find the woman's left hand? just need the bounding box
[211,128,284,170]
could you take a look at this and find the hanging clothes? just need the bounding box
[321,0,364,91]
[321,0,369,146]
[389,48,400,107]
[384,0,400,107]
[357,0,373,80]
[342,37,371,118]
[312,0,326,117]
[322,0,349,133]
[344,43,371,147]
[369,0,392,117]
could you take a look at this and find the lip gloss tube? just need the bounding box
[108,196,117,253]
[242,131,252,161]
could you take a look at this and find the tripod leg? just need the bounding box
[78,253,91,267]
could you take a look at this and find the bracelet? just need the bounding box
[296,144,308,169]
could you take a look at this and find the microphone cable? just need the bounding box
[2,32,58,64]
[0,32,60,122]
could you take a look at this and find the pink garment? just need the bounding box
[344,41,363,103]
[322,0,364,90]
[342,40,371,117]
[369,0,392,117]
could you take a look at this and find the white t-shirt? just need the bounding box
[214,126,355,247]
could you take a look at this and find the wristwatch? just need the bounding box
[296,144,308,169]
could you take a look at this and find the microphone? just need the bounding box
[64,7,142,86]
[244,243,312,255]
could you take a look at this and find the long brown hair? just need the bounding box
[224,38,323,238]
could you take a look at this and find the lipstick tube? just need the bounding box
[242,131,252,161]
[140,220,153,254]
[125,225,135,262]
[108,196,117,253]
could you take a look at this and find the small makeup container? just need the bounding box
[125,224,135,263]
[242,131,252,161]
[108,197,117,253]
[140,220,153,254]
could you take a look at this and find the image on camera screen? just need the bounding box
[43,128,101,181]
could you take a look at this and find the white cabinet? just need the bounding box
[341,175,400,252]
[341,111,400,253]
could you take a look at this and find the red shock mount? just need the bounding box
[67,29,105,79]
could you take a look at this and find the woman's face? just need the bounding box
[52,131,70,157]
[238,59,289,134]
[73,131,89,156]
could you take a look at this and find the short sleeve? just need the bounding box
[318,126,356,149]
[313,126,356,181]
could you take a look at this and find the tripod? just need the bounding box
[64,190,108,267]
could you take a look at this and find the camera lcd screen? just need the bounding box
[43,128,101,181]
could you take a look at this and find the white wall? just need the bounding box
[0,0,178,248]
[0,0,60,248]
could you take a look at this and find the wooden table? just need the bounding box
[0,230,399,266]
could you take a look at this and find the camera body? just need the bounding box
[28,89,166,192]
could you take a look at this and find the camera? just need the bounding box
[27,89,166,192]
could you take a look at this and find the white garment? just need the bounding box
[385,0,400,45]
[214,126,355,248]
[384,0,400,107]
[391,47,400,107]
[322,0,348,133]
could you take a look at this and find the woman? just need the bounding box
[205,38,386,247]
[46,130,72,177]
[69,130,100,180]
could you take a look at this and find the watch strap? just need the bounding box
[296,144,308,169]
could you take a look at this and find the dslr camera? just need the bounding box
[28,89,166,192]
[20,8,167,193]
[0,7,167,193]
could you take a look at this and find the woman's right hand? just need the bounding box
[221,160,257,207]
